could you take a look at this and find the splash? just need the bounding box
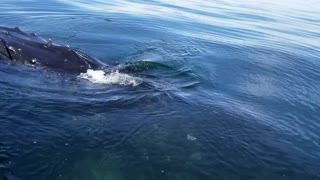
[78,69,142,86]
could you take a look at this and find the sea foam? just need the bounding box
[78,69,142,86]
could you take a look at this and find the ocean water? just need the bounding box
[0,0,320,179]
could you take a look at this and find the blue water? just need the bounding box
[1,0,320,179]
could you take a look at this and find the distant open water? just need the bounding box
[0,0,320,179]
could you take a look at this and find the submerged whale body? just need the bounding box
[0,26,106,73]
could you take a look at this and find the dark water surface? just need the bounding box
[1,0,320,179]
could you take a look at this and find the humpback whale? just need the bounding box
[0,26,106,73]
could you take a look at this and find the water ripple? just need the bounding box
[1,0,320,179]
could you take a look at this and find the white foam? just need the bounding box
[78,69,142,86]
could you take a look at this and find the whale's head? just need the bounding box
[0,26,105,73]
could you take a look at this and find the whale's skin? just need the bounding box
[0,26,106,73]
